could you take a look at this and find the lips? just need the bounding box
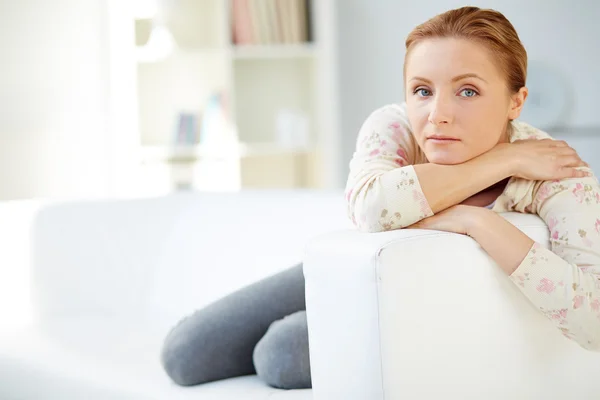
[427,135,460,141]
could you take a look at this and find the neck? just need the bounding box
[498,121,513,144]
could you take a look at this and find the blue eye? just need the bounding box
[460,88,478,97]
[414,88,432,97]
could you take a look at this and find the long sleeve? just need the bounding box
[509,171,600,350]
[344,104,433,232]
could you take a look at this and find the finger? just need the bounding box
[514,139,537,144]
[560,155,585,167]
[580,160,590,168]
[574,169,594,178]
[552,140,569,148]
[555,146,577,156]
[571,157,588,169]
[559,167,593,179]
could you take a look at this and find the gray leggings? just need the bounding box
[160,263,311,390]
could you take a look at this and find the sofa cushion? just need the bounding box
[29,190,350,328]
[0,316,312,400]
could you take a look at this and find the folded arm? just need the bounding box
[469,172,600,350]
[345,104,513,232]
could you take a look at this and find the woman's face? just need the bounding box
[404,37,526,165]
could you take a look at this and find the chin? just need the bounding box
[425,152,469,165]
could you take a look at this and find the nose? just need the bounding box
[428,96,453,126]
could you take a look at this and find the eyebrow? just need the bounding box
[409,73,488,84]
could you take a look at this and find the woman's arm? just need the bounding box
[467,171,600,351]
[346,105,587,233]
[346,104,512,232]
[466,208,535,274]
[413,151,512,213]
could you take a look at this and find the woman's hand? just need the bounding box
[408,205,536,275]
[407,204,487,235]
[493,139,591,181]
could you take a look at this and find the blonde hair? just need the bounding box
[404,6,527,94]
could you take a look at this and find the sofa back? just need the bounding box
[30,190,351,329]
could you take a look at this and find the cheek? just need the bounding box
[406,105,427,139]
[473,93,511,124]
[460,100,506,139]
[463,122,504,157]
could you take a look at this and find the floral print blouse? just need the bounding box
[345,102,600,351]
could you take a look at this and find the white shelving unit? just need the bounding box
[132,0,340,194]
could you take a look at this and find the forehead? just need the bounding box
[406,38,502,81]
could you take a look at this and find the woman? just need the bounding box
[160,6,600,391]
[347,5,600,351]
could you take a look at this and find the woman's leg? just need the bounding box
[253,310,311,389]
[160,263,306,386]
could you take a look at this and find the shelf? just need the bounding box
[239,142,314,156]
[137,47,229,64]
[140,143,314,163]
[136,44,317,64]
[132,0,335,191]
[231,43,316,60]
[135,0,226,50]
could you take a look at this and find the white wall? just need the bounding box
[0,0,136,200]
[336,0,600,180]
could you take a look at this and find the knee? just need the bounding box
[160,318,197,386]
[252,310,312,389]
[160,313,212,386]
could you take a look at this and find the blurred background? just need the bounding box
[1,0,599,201]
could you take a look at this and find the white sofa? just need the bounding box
[0,190,351,399]
[1,190,599,399]
[304,214,600,400]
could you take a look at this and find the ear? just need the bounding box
[508,86,528,120]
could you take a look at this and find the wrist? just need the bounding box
[474,143,515,182]
[493,142,518,178]
[465,207,496,238]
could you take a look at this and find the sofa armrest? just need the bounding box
[303,212,600,400]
